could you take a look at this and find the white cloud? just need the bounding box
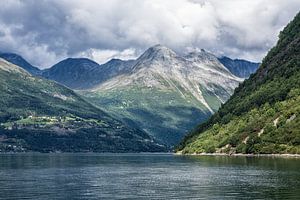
[0,0,299,68]
[77,48,137,64]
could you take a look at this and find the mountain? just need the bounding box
[5,45,254,148]
[42,58,101,89]
[0,58,164,152]
[218,56,260,78]
[0,53,41,75]
[89,58,136,86]
[177,12,300,154]
[80,45,242,147]
[42,58,136,89]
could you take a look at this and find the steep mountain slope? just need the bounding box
[0,53,41,75]
[81,45,242,146]
[42,58,100,89]
[42,58,135,89]
[177,12,300,154]
[88,58,136,86]
[0,58,164,152]
[218,56,260,78]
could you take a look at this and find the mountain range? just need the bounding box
[81,45,242,146]
[177,12,300,154]
[0,45,259,150]
[0,58,164,152]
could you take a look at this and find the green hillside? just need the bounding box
[81,84,211,147]
[177,12,300,154]
[0,59,164,152]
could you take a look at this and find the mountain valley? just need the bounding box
[0,45,259,149]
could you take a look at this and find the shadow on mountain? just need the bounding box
[123,106,211,147]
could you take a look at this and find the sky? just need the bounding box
[0,0,299,68]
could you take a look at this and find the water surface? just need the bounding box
[0,153,299,199]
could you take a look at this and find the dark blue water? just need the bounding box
[0,153,299,199]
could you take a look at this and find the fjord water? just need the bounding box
[0,154,299,199]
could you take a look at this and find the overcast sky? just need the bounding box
[0,0,299,68]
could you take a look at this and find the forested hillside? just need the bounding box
[177,12,300,154]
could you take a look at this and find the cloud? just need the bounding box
[0,0,299,68]
[77,48,137,64]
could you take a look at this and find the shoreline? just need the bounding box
[0,151,299,158]
[174,151,300,158]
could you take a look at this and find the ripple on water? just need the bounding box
[0,153,299,199]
